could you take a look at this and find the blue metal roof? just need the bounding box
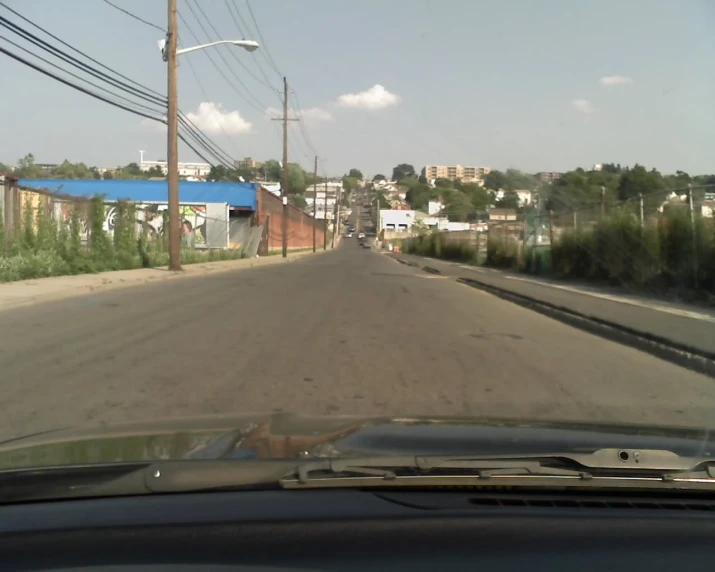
[18,179,258,209]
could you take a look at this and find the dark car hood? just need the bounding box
[0,413,712,471]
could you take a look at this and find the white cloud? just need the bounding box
[335,84,401,110]
[185,102,252,134]
[265,106,333,125]
[571,99,595,114]
[599,75,633,86]
[299,106,333,122]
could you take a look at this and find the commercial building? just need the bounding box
[422,164,491,182]
[13,178,325,255]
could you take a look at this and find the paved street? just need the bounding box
[2,241,715,442]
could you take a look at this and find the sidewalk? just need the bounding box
[0,249,328,312]
[388,252,715,365]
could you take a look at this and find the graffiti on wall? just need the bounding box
[53,201,207,246]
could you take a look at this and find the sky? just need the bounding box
[0,0,713,177]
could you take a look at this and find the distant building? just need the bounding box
[488,208,518,222]
[536,171,563,183]
[234,157,263,170]
[139,159,210,181]
[422,164,491,182]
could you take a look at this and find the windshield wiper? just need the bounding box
[280,449,715,491]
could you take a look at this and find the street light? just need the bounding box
[161,0,259,271]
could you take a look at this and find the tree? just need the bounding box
[484,170,507,191]
[461,183,492,211]
[286,163,307,194]
[444,191,475,222]
[405,183,438,211]
[16,153,42,178]
[263,160,282,181]
[494,190,520,210]
[372,174,386,182]
[342,176,359,194]
[348,168,363,180]
[504,169,538,191]
[207,165,232,182]
[288,194,307,208]
[392,163,416,181]
[434,178,454,189]
[617,164,664,202]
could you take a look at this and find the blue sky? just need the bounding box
[0,0,713,177]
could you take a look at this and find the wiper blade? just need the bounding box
[281,449,715,491]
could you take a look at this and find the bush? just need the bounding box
[548,207,715,294]
[0,251,71,282]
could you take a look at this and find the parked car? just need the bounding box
[358,232,366,239]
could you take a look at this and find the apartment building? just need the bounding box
[234,157,263,170]
[422,164,491,182]
[536,171,563,183]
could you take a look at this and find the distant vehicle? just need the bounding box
[347,232,353,238]
[358,232,365,239]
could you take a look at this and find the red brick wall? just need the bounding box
[255,187,325,252]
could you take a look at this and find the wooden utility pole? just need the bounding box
[272,77,298,258]
[332,184,341,248]
[312,155,317,252]
[166,0,180,270]
[323,179,328,250]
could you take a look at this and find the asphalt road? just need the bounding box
[2,240,715,442]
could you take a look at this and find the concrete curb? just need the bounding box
[457,277,715,379]
[0,248,332,312]
[422,266,442,275]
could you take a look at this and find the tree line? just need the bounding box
[1,154,366,210]
[374,162,715,222]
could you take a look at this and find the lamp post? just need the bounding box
[161,2,258,270]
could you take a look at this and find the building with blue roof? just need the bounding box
[15,179,260,250]
[18,179,258,210]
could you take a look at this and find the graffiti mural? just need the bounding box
[54,201,207,246]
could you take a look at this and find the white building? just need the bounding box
[378,209,471,234]
[138,151,211,182]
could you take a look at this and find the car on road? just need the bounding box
[347,232,353,238]
[358,232,365,239]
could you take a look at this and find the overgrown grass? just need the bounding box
[550,208,715,294]
[402,232,480,263]
[0,196,247,283]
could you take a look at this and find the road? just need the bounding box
[2,240,715,442]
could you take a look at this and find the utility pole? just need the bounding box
[272,77,298,258]
[166,0,180,271]
[312,155,317,253]
[323,179,328,250]
[332,184,341,248]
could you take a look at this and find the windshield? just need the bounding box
[0,0,713,484]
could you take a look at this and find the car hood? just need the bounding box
[0,413,712,471]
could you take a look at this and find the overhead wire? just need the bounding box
[101,0,165,33]
[0,6,234,168]
[225,0,279,93]
[244,0,282,77]
[181,0,267,112]
[0,1,165,99]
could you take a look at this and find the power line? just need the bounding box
[0,1,165,100]
[0,16,234,167]
[225,0,281,96]
[0,35,164,117]
[0,44,163,124]
[244,0,282,76]
[0,14,165,107]
[181,54,241,161]
[181,0,267,112]
[101,0,165,33]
